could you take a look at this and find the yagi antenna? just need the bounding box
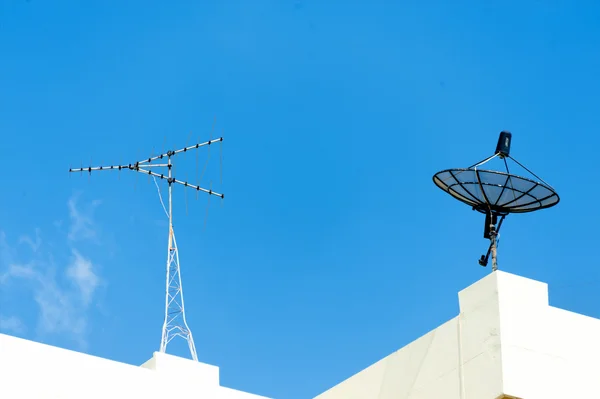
[69,136,224,361]
[432,131,559,272]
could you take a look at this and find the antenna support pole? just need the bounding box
[158,153,199,361]
[490,225,498,272]
[69,137,224,361]
[479,214,504,271]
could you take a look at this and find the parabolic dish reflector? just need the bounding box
[431,130,561,271]
[433,168,559,215]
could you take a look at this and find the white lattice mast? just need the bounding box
[69,137,224,361]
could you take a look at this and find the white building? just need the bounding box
[0,333,270,399]
[315,271,600,399]
[2,271,599,398]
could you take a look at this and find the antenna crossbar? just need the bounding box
[137,137,223,165]
[138,169,224,198]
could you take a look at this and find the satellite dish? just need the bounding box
[433,131,559,271]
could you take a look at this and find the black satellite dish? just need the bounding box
[433,131,559,271]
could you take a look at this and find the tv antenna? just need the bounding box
[432,131,559,271]
[69,136,224,361]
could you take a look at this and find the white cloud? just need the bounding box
[0,231,13,268]
[0,193,104,349]
[0,315,26,334]
[0,263,37,283]
[0,253,99,349]
[67,193,102,242]
[18,228,41,253]
[66,249,99,306]
[33,267,88,348]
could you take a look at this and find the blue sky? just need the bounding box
[1,0,600,398]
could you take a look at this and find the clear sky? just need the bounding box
[1,1,600,398]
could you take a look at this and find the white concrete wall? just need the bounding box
[312,319,473,399]
[0,333,270,399]
[499,274,600,399]
[315,271,600,399]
